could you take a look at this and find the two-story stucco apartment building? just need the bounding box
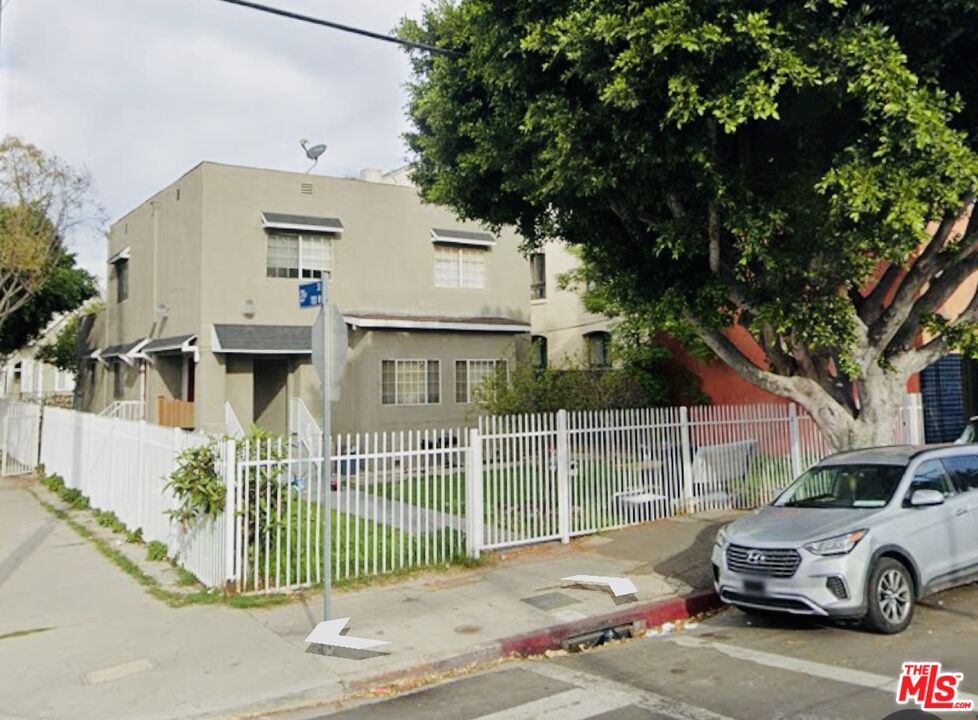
[78,162,530,435]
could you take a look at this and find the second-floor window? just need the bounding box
[530,253,546,299]
[434,246,485,289]
[266,233,332,279]
[381,359,440,406]
[115,259,129,303]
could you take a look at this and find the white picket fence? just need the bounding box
[38,406,227,587]
[0,400,41,475]
[0,395,926,592]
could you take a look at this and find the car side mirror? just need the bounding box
[910,489,945,507]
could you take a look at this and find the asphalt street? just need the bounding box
[300,581,978,720]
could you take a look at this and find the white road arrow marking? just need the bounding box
[305,617,390,650]
[562,574,638,597]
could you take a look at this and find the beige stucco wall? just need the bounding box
[529,241,611,365]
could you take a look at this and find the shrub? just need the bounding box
[146,541,167,562]
[125,528,143,544]
[165,443,224,527]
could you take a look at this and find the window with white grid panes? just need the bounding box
[455,359,506,403]
[266,233,332,279]
[381,359,440,405]
[434,245,485,288]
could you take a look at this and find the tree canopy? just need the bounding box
[1,248,97,357]
[0,136,104,335]
[401,0,978,448]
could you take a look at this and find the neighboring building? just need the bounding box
[1,313,77,404]
[79,162,530,435]
[527,241,613,370]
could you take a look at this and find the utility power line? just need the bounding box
[214,0,455,56]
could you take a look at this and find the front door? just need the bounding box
[253,358,289,435]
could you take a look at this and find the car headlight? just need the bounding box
[803,529,868,556]
[714,524,729,548]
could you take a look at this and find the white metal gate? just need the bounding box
[0,400,41,476]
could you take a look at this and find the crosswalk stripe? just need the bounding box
[529,662,737,720]
[474,687,634,720]
[668,635,978,706]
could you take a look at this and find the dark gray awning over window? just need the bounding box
[212,324,311,354]
[430,228,495,247]
[142,334,196,354]
[100,339,145,359]
[261,212,344,234]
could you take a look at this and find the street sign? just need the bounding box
[311,305,348,401]
[299,280,324,308]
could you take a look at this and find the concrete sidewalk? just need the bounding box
[0,475,735,720]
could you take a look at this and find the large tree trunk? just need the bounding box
[798,373,906,452]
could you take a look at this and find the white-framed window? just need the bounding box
[381,359,440,406]
[455,359,506,403]
[54,368,73,392]
[266,233,333,279]
[434,246,486,289]
[530,253,546,299]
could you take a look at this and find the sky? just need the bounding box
[0,0,428,286]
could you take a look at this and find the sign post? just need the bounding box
[300,278,334,622]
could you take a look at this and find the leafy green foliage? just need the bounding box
[401,1,978,445]
[0,249,97,357]
[146,541,168,562]
[165,443,225,527]
[33,299,102,373]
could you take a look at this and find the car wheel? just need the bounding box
[864,558,914,634]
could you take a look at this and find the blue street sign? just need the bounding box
[299,280,323,308]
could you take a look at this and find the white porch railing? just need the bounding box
[224,402,245,438]
[99,400,145,422]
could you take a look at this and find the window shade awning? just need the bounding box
[108,246,130,264]
[261,212,344,234]
[142,334,197,354]
[211,324,312,354]
[430,228,495,247]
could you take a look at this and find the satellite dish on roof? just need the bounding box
[300,139,327,173]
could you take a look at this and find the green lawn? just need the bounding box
[237,498,465,591]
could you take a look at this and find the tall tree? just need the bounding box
[0,136,104,336]
[401,0,978,449]
[0,247,97,356]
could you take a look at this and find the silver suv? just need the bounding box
[712,445,978,633]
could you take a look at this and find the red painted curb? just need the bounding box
[349,589,723,696]
[497,589,722,658]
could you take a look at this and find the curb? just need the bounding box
[347,588,722,695]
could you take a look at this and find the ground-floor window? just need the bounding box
[381,359,440,405]
[455,359,506,403]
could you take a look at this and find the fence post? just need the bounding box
[465,427,483,559]
[788,403,803,479]
[906,394,924,445]
[679,406,694,513]
[222,438,238,585]
[556,409,571,544]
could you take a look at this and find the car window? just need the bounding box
[774,464,905,508]
[941,455,978,493]
[905,460,955,503]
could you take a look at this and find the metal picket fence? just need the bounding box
[227,427,468,592]
[5,394,925,592]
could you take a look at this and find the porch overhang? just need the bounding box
[211,324,311,354]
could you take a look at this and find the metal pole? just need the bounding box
[321,281,332,621]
